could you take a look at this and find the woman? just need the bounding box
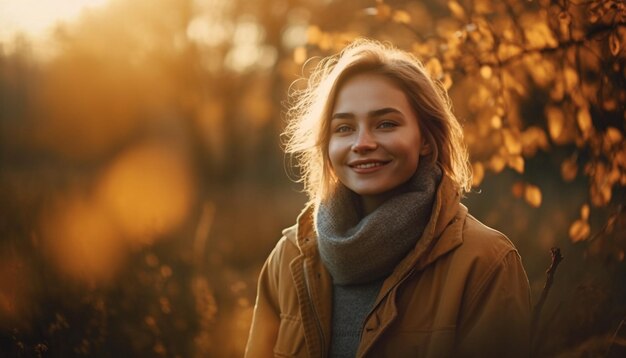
[245,39,531,357]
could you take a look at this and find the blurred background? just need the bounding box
[0,0,624,356]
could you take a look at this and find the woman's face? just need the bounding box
[328,72,428,198]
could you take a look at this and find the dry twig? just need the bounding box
[532,248,564,335]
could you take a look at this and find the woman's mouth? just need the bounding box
[349,160,390,172]
[353,162,385,169]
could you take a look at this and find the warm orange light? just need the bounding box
[0,0,110,44]
[0,252,33,329]
[40,196,126,283]
[95,142,196,246]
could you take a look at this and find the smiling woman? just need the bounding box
[245,39,532,358]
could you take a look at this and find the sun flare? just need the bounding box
[0,0,109,44]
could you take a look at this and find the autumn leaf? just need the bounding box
[508,155,525,173]
[376,0,392,21]
[512,181,525,198]
[581,204,590,220]
[546,106,565,141]
[491,115,502,129]
[425,58,443,79]
[604,127,623,146]
[524,184,542,208]
[392,10,411,24]
[480,65,492,79]
[472,162,485,187]
[563,66,579,92]
[561,156,578,182]
[609,32,621,56]
[502,128,522,155]
[569,219,590,242]
[558,11,571,38]
[521,126,549,157]
[590,176,612,208]
[576,107,593,137]
[448,0,466,20]
[489,154,506,173]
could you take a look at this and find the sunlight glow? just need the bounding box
[0,0,109,43]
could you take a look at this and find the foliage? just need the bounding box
[301,0,625,245]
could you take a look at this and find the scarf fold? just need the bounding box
[315,159,442,285]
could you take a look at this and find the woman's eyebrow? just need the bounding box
[331,107,402,120]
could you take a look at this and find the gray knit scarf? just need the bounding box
[316,159,442,285]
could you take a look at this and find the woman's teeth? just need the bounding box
[354,162,383,169]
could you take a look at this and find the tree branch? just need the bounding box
[532,247,564,334]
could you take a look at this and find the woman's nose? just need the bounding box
[351,129,377,153]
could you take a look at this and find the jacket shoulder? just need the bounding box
[267,224,300,269]
[460,212,519,260]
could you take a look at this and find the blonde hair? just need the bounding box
[284,39,471,204]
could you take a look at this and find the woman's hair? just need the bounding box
[284,38,472,204]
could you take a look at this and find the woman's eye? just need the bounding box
[378,121,397,129]
[335,125,353,133]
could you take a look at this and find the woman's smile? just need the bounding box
[348,159,391,172]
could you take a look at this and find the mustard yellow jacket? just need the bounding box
[246,177,531,357]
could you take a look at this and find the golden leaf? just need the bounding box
[560,157,578,182]
[425,58,443,79]
[605,127,623,145]
[412,41,437,57]
[508,155,525,173]
[498,43,523,61]
[524,21,558,48]
[581,204,590,220]
[577,107,593,136]
[480,65,492,79]
[491,115,502,129]
[550,80,564,101]
[558,11,571,38]
[590,180,612,207]
[616,147,626,168]
[502,70,526,95]
[473,0,492,14]
[448,0,466,20]
[521,126,549,157]
[392,10,411,24]
[293,46,307,65]
[524,184,542,208]
[489,154,506,173]
[502,129,522,155]
[512,182,525,198]
[609,32,621,56]
[563,66,578,91]
[569,219,590,242]
[376,0,392,21]
[472,162,485,187]
[546,106,565,141]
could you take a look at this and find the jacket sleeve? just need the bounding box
[456,249,532,358]
[244,239,284,358]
